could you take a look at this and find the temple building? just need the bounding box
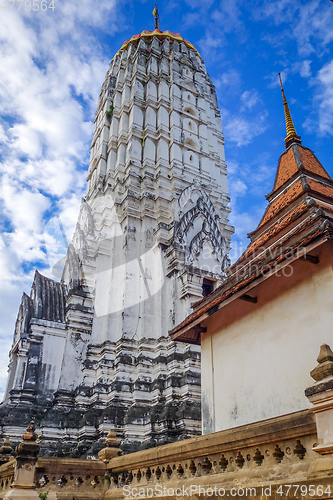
[0,26,233,456]
[171,75,333,437]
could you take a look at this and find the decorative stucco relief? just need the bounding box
[175,181,230,272]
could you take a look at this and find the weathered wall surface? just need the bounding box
[201,241,333,433]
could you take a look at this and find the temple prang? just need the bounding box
[0,29,233,457]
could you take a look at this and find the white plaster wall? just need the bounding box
[201,251,333,434]
[116,143,126,169]
[41,332,66,392]
[114,91,122,109]
[130,105,143,128]
[170,110,181,128]
[149,56,158,75]
[158,106,169,129]
[184,138,198,151]
[107,149,116,173]
[199,124,207,140]
[184,118,198,135]
[110,116,119,139]
[157,138,168,162]
[148,81,157,100]
[122,85,131,106]
[219,171,228,193]
[184,106,197,118]
[144,137,155,162]
[183,91,195,106]
[184,150,199,169]
[119,112,129,134]
[116,69,124,87]
[160,80,169,100]
[146,106,156,129]
[170,143,182,162]
[134,80,144,99]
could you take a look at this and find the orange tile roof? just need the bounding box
[259,179,304,227]
[256,145,333,231]
[274,147,298,190]
[273,145,329,192]
[238,201,308,263]
[316,202,333,215]
[299,148,330,179]
[307,179,333,199]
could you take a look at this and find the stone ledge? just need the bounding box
[107,409,316,472]
[36,457,106,475]
[305,378,333,397]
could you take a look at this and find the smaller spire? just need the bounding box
[153,1,160,30]
[278,73,302,148]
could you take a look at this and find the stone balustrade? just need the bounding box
[35,457,107,498]
[104,409,327,499]
[0,461,15,498]
[0,409,332,499]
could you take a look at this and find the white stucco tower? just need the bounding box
[2,29,233,456]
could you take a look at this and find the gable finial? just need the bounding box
[278,73,302,148]
[153,1,160,30]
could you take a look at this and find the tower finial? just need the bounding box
[278,73,302,149]
[153,1,160,30]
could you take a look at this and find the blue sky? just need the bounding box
[0,0,333,397]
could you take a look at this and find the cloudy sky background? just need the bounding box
[0,0,333,398]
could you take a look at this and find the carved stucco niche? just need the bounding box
[174,181,230,277]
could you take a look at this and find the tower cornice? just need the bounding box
[113,30,202,61]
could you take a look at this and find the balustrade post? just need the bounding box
[0,436,14,466]
[4,421,40,499]
[305,343,333,455]
[98,428,122,464]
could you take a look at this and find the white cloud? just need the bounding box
[0,2,118,249]
[0,0,120,396]
[223,111,268,147]
[298,60,312,79]
[259,0,333,57]
[1,176,50,232]
[257,0,298,26]
[0,235,36,400]
[229,179,248,199]
[214,69,241,89]
[211,0,245,35]
[291,0,333,57]
[315,60,333,136]
[226,150,276,262]
[241,89,260,110]
[226,160,238,175]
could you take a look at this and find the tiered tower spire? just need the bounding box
[278,73,302,148]
[1,29,233,456]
